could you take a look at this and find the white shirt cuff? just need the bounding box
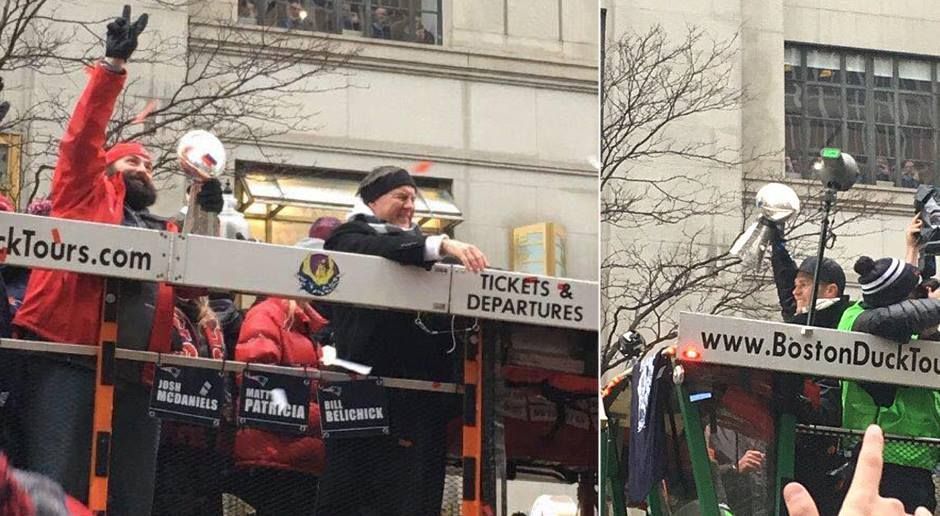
[424,234,448,261]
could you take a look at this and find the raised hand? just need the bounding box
[736,450,765,474]
[784,425,932,516]
[106,5,149,61]
[906,215,923,266]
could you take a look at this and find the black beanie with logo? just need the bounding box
[855,255,919,308]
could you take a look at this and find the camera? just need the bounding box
[913,185,940,277]
[617,331,646,358]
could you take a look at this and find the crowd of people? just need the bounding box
[0,6,487,515]
[786,154,936,188]
[237,0,438,45]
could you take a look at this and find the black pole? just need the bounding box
[806,188,836,326]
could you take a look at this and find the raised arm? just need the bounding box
[769,223,798,322]
[52,5,148,216]
[905,215,923,267]
[50,64,126,215]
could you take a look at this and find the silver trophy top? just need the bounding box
[756,182,800,222]
[177,130,226,181]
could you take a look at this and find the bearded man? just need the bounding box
[12,6,221,513]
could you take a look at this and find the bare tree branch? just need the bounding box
[0,2,358,204]
[601,25,743,197]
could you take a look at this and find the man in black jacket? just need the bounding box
[770,228,851,516]
[315,166,488,516]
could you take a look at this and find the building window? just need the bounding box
[238,0,442,46]
[785,45,940,188]
[0,134,22,205]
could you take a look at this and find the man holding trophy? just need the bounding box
[732,183,851,515]
[11,6,222,513]
[763,185,851,516]
[730,182,852,328]
[746,161,940,512]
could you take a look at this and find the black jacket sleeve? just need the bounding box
[852,298,940,344]
[325,220,429,266]
[769,225,798,323]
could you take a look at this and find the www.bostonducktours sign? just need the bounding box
[678,312,940,390]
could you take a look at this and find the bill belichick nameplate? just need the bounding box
[317,378,389,439]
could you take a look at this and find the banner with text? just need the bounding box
[149,365,224,426]
[449,269,597,331]
[238,370,311,434]
[678,312,940,389]
[318,378,389,439]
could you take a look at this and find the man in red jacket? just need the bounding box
[11,6,222,514]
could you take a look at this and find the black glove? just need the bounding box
[197,178,224,213]
[858,382,897,409]
[105,5,149,61]
[760,216,785,245]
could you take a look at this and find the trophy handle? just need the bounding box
[730,219,773,270]
[182,180,220,237]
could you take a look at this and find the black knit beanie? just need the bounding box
[855,256,919,308]
[357,166,417,204]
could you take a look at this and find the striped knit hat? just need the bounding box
[855,255,919,308]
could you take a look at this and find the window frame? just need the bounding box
[240,0,443,47]
[0,133,23,206]
[785,44,940,188]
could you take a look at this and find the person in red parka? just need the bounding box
[11,7,222,514]
[229,296,328,516]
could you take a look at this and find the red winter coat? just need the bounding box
[13,64,175,354]
[233,298,328,476]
